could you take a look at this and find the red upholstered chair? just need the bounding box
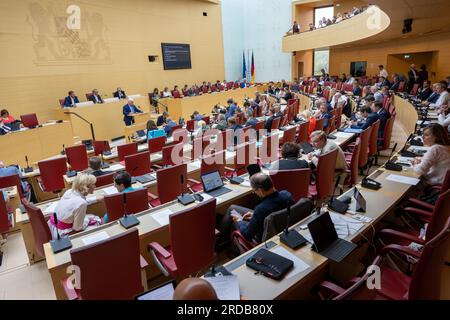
[103,189,149,222]
[227,82,233,90]
[172,90,181,98]
[270,117,281,131]
[62,229,145,300]
[0,194,11,236]
[280,126,296,145]
[203,116,211,125]
[125,151,151,177]
[377,116,395,156]
[161,143,185,167]
[270,169,311,201]
[356,126,372,172]
[169,124,183,136]
[260,134,278,164]
[308,149,338,200]
[20,113,39,128]
[344,138,361,187]
[218,85,225,91]
[148,198,217,278]
[93,140,111,156]
[117,142,138,162]
[59,99,65,107]
[368,120,380,160]
[37,157,67,193]
[325,115,336,134]
[224,142,257,178]
[254,120,265,139]
[410,83,419,96]
[85,93,93,100]
[210,85,216,92]
[375,217,450,300]
[186,119,195,132]
[314,117,324,131]
[148,136,166,154]
[65,145,89,171]
[398,81,405,92]
[21,199,52,259]
[297,121,309,144]
[202,86,209,94]
[335,107,343,129]
[148,163,191,207]
[201,151,226,177]
[279,114,289,128]
[0,174,24,198]
[95,172,115,188]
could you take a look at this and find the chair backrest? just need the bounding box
[235,113,244,126]
[85,93,93,100]
[95,172,115,188]
[227,82,233,90]
[203,116,211,125]
[440,169,450,190]
[93,140,111,156]
[210,85,216,92]
[261,134,277,164]
[59,99,65,107]
[398,81,405,92]
[103,189,149,222]
[117,142,138,162]
[408,217,450,300]
[201,151,225,177]
[162,143,184,166]
[269,169,311,201]
[156,163,188,204]
[425,189,450,241]
[261,198,314,242]
[125,151,151,177]
[281,126,296,144]
[255,120,265,132]
[314,117,324,131]
[316,148,338,199]
[380,116,395,151]
[0,173,23,198]
[327,115,336,134]
[170,124,183,136]
[172,90,181,98]
[348,138,361,186]
[37,157,67,193]
[169,198,217,277]
[335,107,343,129]
[20,113,39,128]
[368,120,380,157]
[65,145,89,171]
[0,194,10,234]
[358,126,372,168]
[270,117,281,130]
[297,121,309,143]
[186,119,195,132]
[148,136,166,154]
[71,228,143,299]
[410,83,419,96]
[21,198,52,258]
[279,114,289,128]
[202,86,209,93]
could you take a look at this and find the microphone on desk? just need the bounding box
[61,144,66,155]
[385,143,402,171]
[66,157,77,177]
[49,212,72,253]
[24,156,33,173]
[119,190,140,229]
[177,173,194,205]
[361,157,382,190]
[327,177,351,214]
[279,199,307,249]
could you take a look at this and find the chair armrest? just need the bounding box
[60,278,79,300]
[407,198,434,211]
[151,164,163,170]
[148,242,171,259]
[318,280,346,296]
[403,207,433,220]
[378,228,425,245]
[139,255,149,269]
[224,166,236,174]
[380,244,422,259]
[231,230,257,252]
[187,178,201,185]
[147,192,158,200]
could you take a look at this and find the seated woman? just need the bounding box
[0,109,15,124]
[192,120,208,138]
[48,173,100,239]
[411,123,450,186]
[146,119,166,142]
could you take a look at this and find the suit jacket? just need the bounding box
[377,108,391,138]
[352,86,362,96]
[352,112,380,130]
[390,81,400,92]
[63,96,79,107]
[90,94,104,104]
[113,90,126,99]
[271,158,309,170]
[427,92,439,103]
[122,104,142,126]
[320,112,333,129]
[417,87,432,101]
[381,79,391,88]
[156,115,167,126]
[408,69,418,85]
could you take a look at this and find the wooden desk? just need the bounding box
[0,121,74,168]
[160,87,261,121]
[56,96,150,141]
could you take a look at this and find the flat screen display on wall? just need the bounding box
[161,43,192,70]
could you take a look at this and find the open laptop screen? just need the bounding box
[307,212,338,252]
[135,281,175,300]
[201,170,224,192]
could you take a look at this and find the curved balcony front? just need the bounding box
[282,5,390,52]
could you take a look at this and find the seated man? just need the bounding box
[86,156,110,177]
[371,101,391,141]
[63,90,80,107]
[163,116,178,136]
[212,113,228,131]
[0,161,31,200]
[191,111,203,121]
[227,173,294,243]
[227,116,243,145]
[225,99,238,119]
[264,105,282,132]
[161,87,173,98]
[270,142,309,170]
[315,101,332,130]
[349,106,377,130]
[244,109,258,128]
[122,98,143,126]
[157,111,169,126]
[89,89,104,104]
[417,81,433,101]
[113,87,127,99]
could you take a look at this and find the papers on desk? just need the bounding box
[189,159,201,169]
[241,178,251,187]
[109,164,125,171]
[152,209,173,227]
[408,146,431,152]
[271,246,310,279]
[43,202,58,214]
[200,193,223,203]
[204,275,240,300]
[136,283,175,300]
[103,97,119,103]
[386,174,420,186]
[102,185,119,195]
[81,231,110,246]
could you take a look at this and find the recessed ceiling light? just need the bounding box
[336,3,341,6]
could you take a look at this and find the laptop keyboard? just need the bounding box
[320,238,357,262]
[206,187,232,197]
[134,173,156,184]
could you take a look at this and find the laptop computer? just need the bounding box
[201,170,232,197]
[307,211,357,262]
[300,141,314,154]
[131,173,156,184]
[136,130,146,138]
[134,280,175,300]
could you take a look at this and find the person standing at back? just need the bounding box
[408,64,419,92]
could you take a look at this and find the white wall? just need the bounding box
[221,0,293,83]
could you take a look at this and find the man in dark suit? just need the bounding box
[350,106,378,130]
[270,142,309,170]
[316,102,332,130]
[408,64,419,92]
[352,82,362,96]
[264,105,282,132]
[372,101,390,141]
[122,98,142,126]
[227,116,243,145]
[87,156,111,177]
[63,90,79,107]
[157,111,169,126]
[417,81,433,101]
[89,89,104,104]
[113,87,127,99]
[378,76,390,88]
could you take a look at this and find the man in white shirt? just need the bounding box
[425,83,448,109]
[370,86,383,102]
[378,65,388,79]
[437,100,450,129]
[161,87,173,98]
